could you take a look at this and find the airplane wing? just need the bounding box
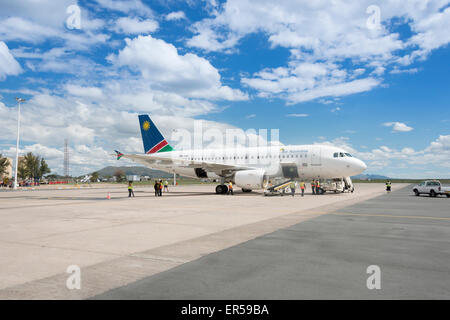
[115,151,254,176]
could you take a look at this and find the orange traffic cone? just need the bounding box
[107,192,111,200]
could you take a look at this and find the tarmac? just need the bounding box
[1,183,448,299]
[94,185,450,300]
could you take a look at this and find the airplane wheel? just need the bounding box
[216,185,225,194]
[242,188,252,193]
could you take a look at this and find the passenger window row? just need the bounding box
[189,154,307,161]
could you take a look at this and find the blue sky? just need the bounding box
[0,0,449,178]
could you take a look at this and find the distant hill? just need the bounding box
[352,174,390,180]
[94,166,173,178]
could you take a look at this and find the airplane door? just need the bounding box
[281,164,299,179]
[310,147,321,166]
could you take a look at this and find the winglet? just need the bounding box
[115,150,124,160]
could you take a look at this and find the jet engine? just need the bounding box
[233,169,266,189]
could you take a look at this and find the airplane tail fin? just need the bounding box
[114,150,124,160]
[138,114,174,154]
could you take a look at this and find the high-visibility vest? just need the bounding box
[300,182,305,189]
[311,182,315,186]
[229,183,233,189]
[128,185,133,190]
[290,182,295,189]
[316,181,320,188]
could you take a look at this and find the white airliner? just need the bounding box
[115,114,367,194]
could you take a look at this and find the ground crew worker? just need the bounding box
[228,181,234,195]
[386,180,391,192]
[154,180,160,197]
[128,182,135,197]
[290,181,296,197]
[164,180,169,192]
[159,179,163,196]
[300,181,305,197]
[316,180,321,195]
[311,180,316,195]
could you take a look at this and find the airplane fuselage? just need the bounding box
[137,144,367,183]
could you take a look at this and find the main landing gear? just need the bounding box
[215,184,229,194]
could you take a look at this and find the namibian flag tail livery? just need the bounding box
[138,114,174,154]
[114,150,124,160]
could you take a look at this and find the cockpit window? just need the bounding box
[334,152,349,158]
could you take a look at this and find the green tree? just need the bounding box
[17,159,29,180]
[23,152,40,180]
[17,153,52,181]
[38,158,51,178]
[114,169,125,182]
[46,174,59,181]
[0,154,10,177]
[90,172,99,183]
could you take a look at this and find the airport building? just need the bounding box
[0,157,13,181]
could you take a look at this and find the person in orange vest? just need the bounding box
[311,180,316,195]
[315,180,321,195]
[300,181,305,197]
[228,181,234,195]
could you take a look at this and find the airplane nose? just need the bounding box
[357,159,367,171]
[347,158,367,174]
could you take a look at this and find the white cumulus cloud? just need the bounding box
[109,35,247,101]
[383,122,414,132]
[113,17,159,34]
[166,11,186,21]
[188,0,450,104]
[0,41,23,80]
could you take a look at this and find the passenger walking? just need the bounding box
[228,181,234,195]
[128,182,135,197]
[164,180,169,192]
[300,181,305,197]
[311,180,316,195]
[290,181,296,197]
[154,180,160,197]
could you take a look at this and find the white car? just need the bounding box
[412,180,450,197]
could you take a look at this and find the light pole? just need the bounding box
[13,97,26,190]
